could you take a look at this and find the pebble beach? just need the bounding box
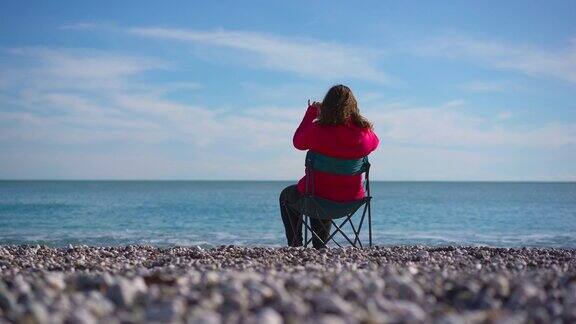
[1,245,575,323]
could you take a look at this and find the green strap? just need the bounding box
[306,151,369,175]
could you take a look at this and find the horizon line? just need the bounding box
[1,179,575,183]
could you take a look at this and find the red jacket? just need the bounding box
[294,105,379,202]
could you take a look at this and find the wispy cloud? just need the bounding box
[366,101,576,149]
[2,47,165,91]
[4,46,572,153]
[1,33,575,180]
[0,46,300,150]
[60,22,102,31]
[459,80,520,93]
[127,27,387,82]
[417,35,576,83]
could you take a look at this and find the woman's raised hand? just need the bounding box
[308,99,322,110]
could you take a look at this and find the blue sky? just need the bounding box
[0,0,575,180]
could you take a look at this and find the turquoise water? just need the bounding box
[0,181,575,247]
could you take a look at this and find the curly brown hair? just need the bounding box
[316,85,373,129]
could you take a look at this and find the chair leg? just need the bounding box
[304,216,308,248]
[329,219,357,247]
[287,200,372,249]
[302,220,332,248]
[321,216,351,246]
[311,219,342,248]
[347,218,363,249]
[368,201,372,247]
[353,204,369,247]
[316,215,356,247]
[304,227,341,248]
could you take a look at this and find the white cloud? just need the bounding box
[460,80,519,93]
[0,47,300,150]
[370,145,576,181]
[417,35,576,83]
[1,42,575,180]
[366,101,576,149]
[2,47,165,91]
[60,22,102,31]
[0,149,190,180]
[128,27,387,82]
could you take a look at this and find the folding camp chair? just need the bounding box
[285,150,373,248]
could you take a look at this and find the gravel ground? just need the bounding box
[0,245,575,323]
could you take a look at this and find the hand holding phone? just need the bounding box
[308,99,322,110]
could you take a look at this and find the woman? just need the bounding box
[279,85,379,248]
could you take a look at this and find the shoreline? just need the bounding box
[1,245,575,323]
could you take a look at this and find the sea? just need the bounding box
[0,181,575,248]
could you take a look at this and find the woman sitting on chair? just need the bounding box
[279,84,379,248]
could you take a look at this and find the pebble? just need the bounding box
[0,245,574,323]
[84,291,114,317]
[255,307,283,324]
[312,293,354,315]
[146,298,185,322]
[0,285,16,313]
[388,275,424,301]
[44,272,65,291]
[106,277,146,308]
[68,307,97,324]
[489,274,510,297]
[316,314,347,324]
[187,310,221,324]
[25,302,49,324]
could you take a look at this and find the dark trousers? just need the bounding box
[279,185,332,249]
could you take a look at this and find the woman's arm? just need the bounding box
[369,130,380,152]
[292,104,319,150]
[356,128,380,156]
